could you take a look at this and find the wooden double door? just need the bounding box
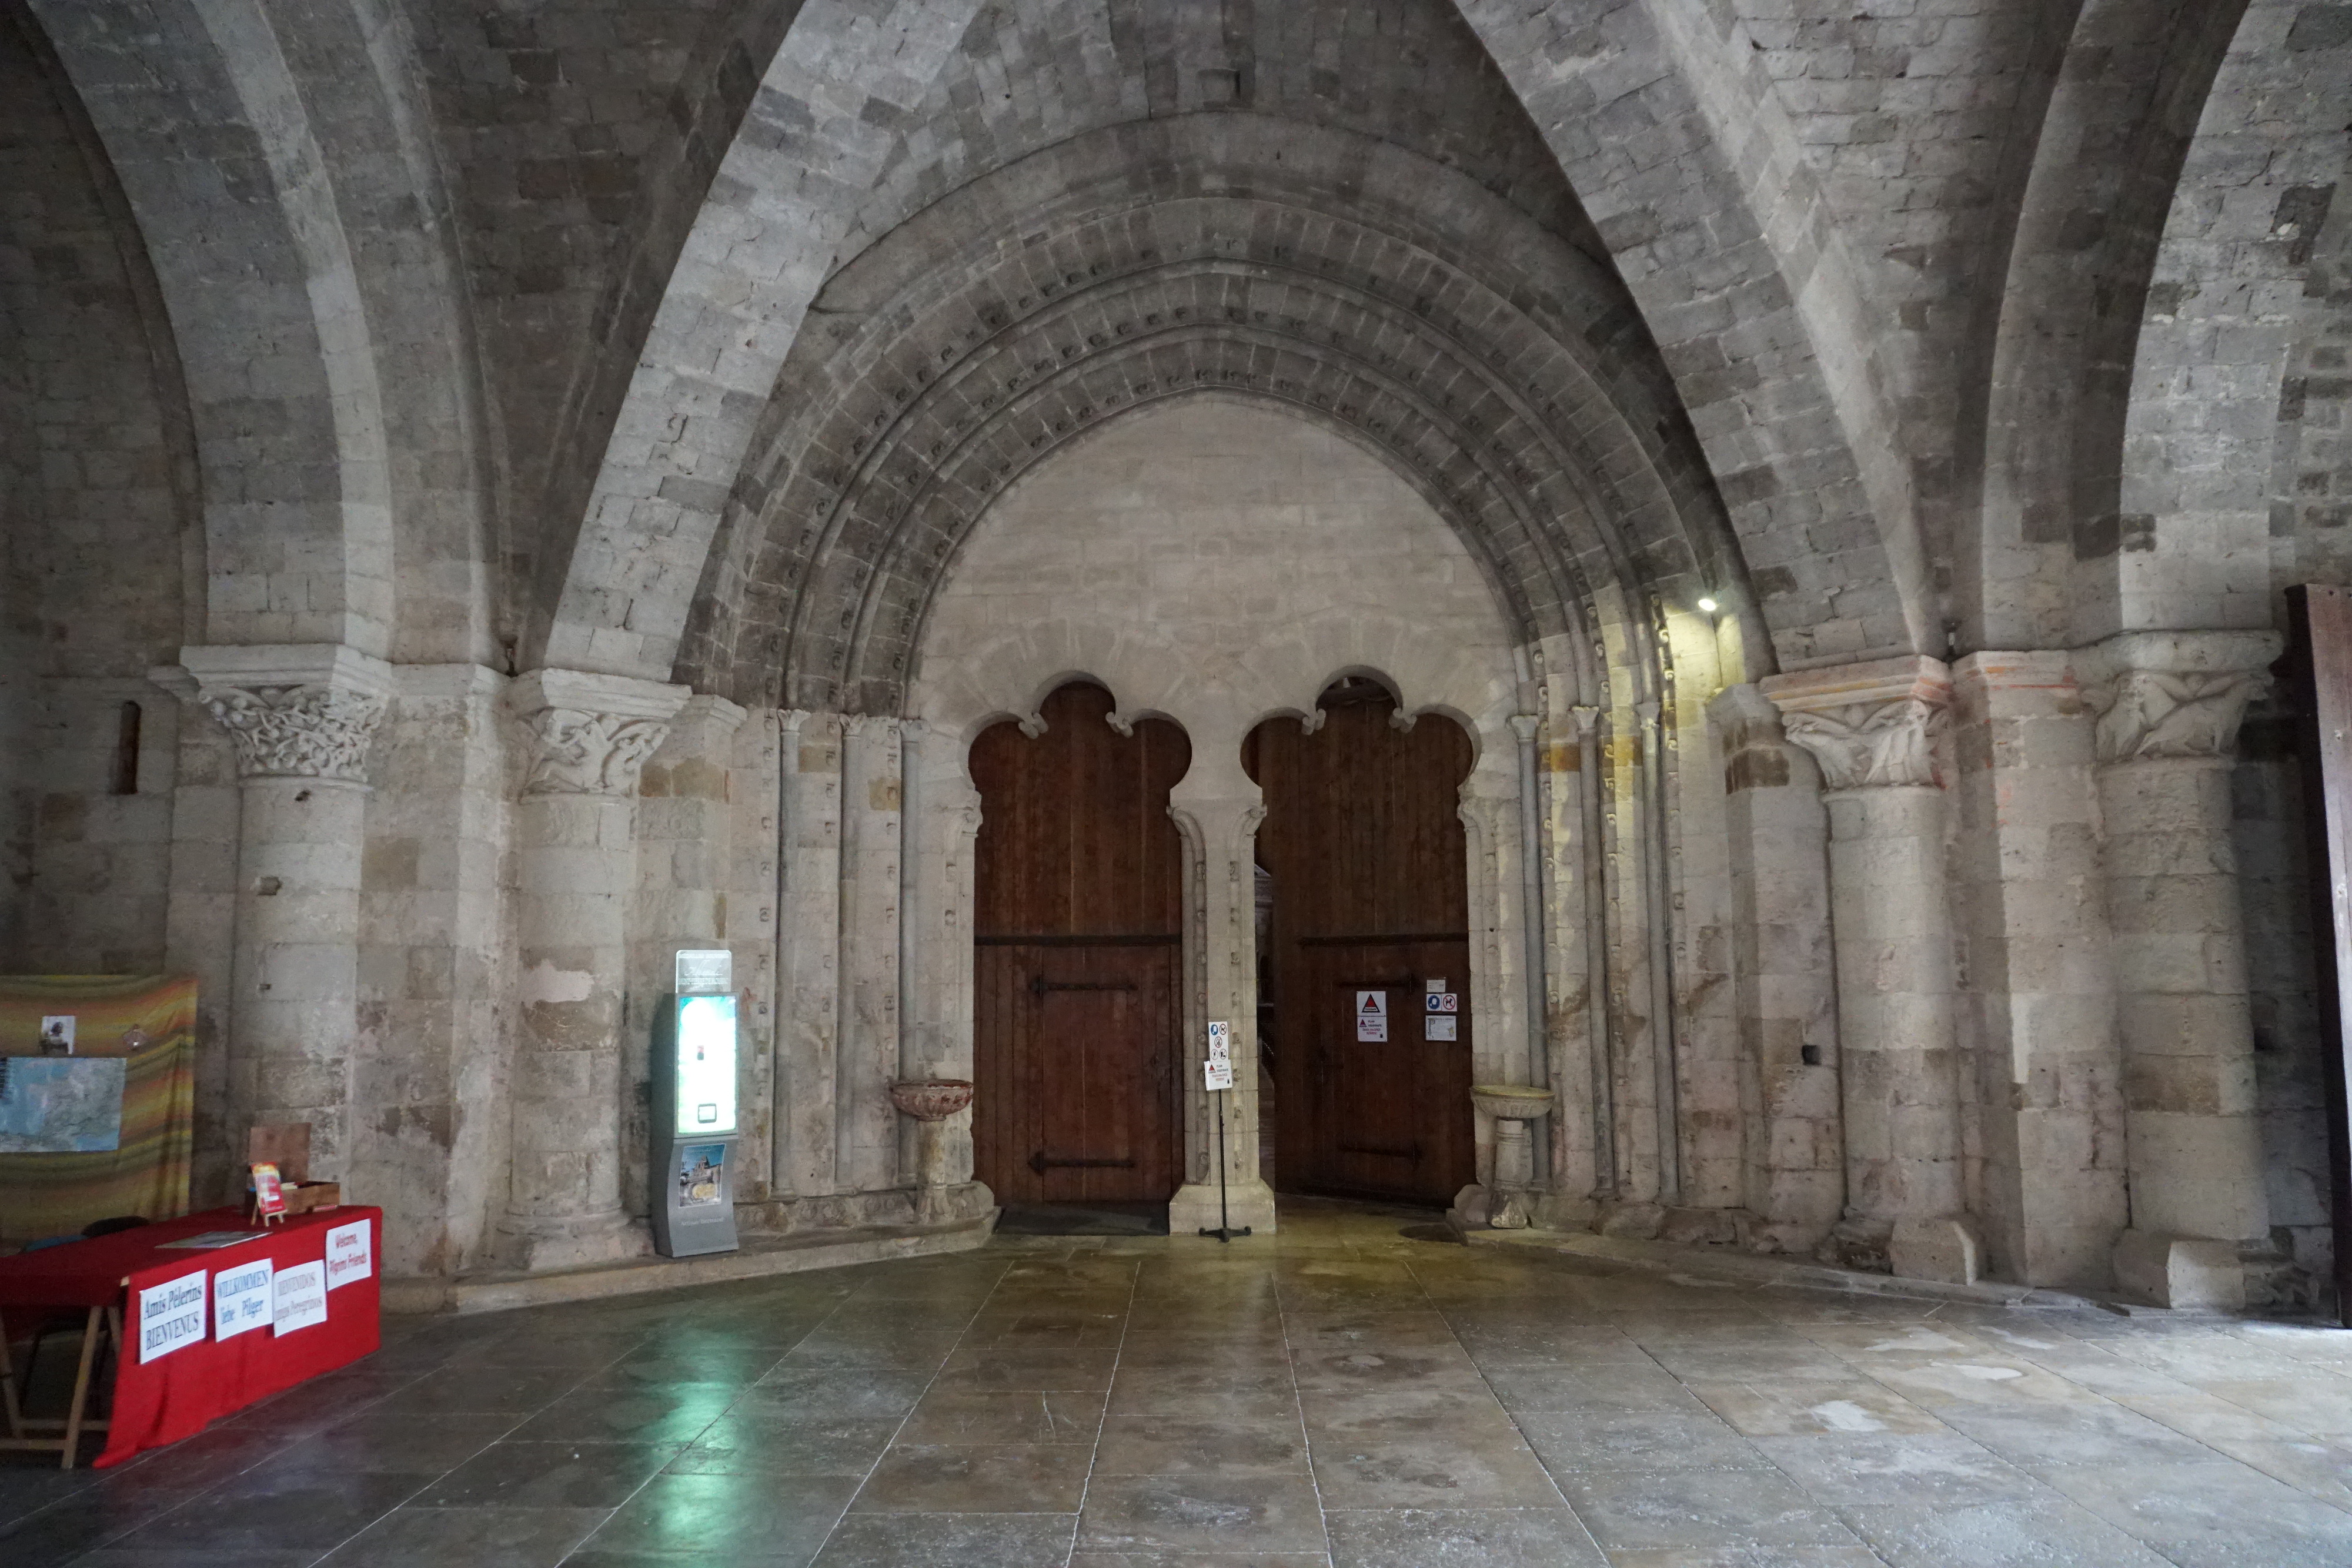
[971,684,1188,1205]
[1248,679,1475,1206]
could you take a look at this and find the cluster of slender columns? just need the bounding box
[1756,634,2280,1303]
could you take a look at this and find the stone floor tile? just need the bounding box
[439,1332,643,1372]
[808,1510,1080,1567]
[2194,1376,2352,1435]
[769,1332,967,1371]
[1645,1348,1863,1385]
[1289,1344,1487,1392]
[1935,1400,2222,1470]
[280,1410,520,1475]
[369,1365,587,1417]
[664,1414,901,1476]
[2204,1432,2352,1505]
[1077,1475,1328,1554]
[1068,1553,1330,1567]
[1836,1495,2181,1567]
[0,1485,201,1568]
[1108,1365,1299,1419]
[1684,1377,1947,1437]
[1861,1357,2110,1410]
[582,1345,790,1388]
[412,1440,679,1509]
[1516,1410,1771,1473]
[1749,1432,2042,1507]
[502,1382,739,1445]
[1117,1331,1294,1368]
[1297,1383,1516,1437]
[1447,1320,1648,1366]
[1323,1506,1604,1566]
[1093,1414,1312,1476]
[1595,1549,1888,1567]
[933,1347,1123,1390]
[2035,1457,2352,1566]
[1548,1469,1862,1552]
[733,1368,933,1420]
[898,1388,1107,1445]
[99,1468,435,1554]
[1307,1427,1563,1509]
[310,1503,608,1566]
[850,1444,1093,1513]
[1487,1362,1710,1415]
[577,1470,857,1562]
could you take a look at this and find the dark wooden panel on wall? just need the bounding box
[2286,586,2352,1325]
[1247,678,1474,1206]
[971,682,1189,1205]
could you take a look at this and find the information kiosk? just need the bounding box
[650,949,740,1258]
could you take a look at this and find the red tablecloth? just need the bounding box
[0,1206,380,1466]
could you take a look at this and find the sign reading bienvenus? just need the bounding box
[138,1269,208,1363]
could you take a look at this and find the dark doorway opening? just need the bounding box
[1247,676,1475,1207]
[970,681,1190,1211]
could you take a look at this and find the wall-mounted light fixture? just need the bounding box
[1695,596,1719,616]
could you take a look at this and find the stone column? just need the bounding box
[1167,755,1278,1235]
[1762,655,1979,1282]
[179,644,392,1189]
[1949,653,2126,1288]
[1708,684,1842,1255]
[499,668,686,1271]
[2077,630,2280,1307]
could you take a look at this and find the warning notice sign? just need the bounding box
[1356,990,1389,1042]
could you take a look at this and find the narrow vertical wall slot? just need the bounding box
[112,700,141,795]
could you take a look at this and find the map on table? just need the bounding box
[0,1057,126,1152]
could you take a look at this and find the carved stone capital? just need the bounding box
[206,685,389,782]
[510,668,690,796]
[1760,654,1950,791]
[169,643,396,783]
[2072,630,2281,764]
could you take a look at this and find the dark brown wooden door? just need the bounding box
[971,683,1188,1205]
[1248,678,1474,1205]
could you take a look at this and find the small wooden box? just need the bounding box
[283,1181,341,1215]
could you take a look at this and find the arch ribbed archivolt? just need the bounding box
[680,123,1752,711]
[716,258,1674,713]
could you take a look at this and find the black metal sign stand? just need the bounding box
[1198,1079,1252,1242]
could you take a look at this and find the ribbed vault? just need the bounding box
[679,115,1756,714]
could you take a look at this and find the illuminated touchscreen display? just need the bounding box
[673,995,738,1138]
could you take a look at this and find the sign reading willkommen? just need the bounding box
[324,1219,372,1290]
[213,1257,273,1340]
[272,1260,328,1334]
[137,1268,208,1362]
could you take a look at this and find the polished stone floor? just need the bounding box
[8,1199,2352,1566]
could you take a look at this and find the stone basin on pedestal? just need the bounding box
[890,1080,975,1224]
[1467,1084,1553,1229]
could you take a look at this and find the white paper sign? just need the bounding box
[1356,991,1387,1017]
[1425,978,1446,994]
[1357,1014,1389,1043]
[137,1269,208,1363]
[325,1219,372,1290]
[1425,1015,1458,1041]
[1203,1058,1234,1091]
[213,1257,274,1340]
[273,1260,328,1334]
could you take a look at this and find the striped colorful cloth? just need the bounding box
[0,976,196,1242]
